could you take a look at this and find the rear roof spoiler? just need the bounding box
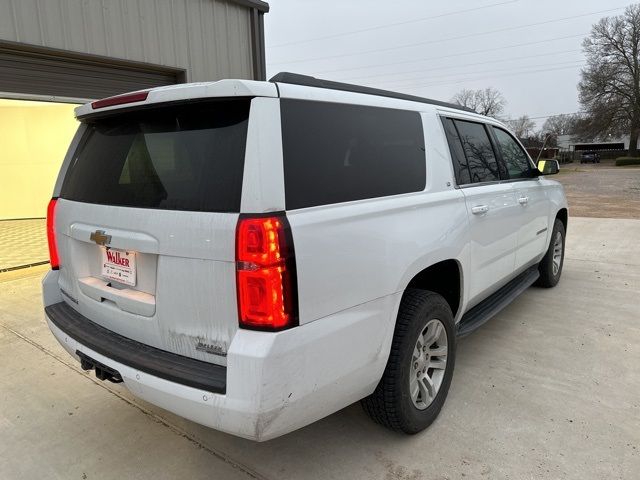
[74,79,278,120]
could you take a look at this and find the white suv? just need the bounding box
[43,73,567,441]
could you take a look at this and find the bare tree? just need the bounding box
[506,115,536,139]
[541,114,581,147]
[579,4,640,156]
[541,114,580,136]
[451,87,506,117]
[451,89,476,109]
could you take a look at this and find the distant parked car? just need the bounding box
[580,151,600,163]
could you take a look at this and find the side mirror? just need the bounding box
[537,159,559,175]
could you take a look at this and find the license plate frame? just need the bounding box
[101,247,137,287]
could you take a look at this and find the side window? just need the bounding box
[441,118,471,185]
[492,127,534,179]
[453,120,501,183]
[280,99,426,209]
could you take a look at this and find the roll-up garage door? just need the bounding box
[0,42,183,100]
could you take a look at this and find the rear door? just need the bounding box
[54,99,252,366]
[490,126,549,271]
[442,118,519,306]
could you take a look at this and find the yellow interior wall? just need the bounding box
[0,101,79,219]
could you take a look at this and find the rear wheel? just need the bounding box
[535,219,565,288]
[361,289,456,434]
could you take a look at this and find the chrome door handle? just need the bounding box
[471,205,489,215]
[518,196,529,205]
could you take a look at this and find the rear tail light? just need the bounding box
[236,214,298,331]
[46,198,60,270]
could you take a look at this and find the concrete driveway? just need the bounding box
[0,217,638,480]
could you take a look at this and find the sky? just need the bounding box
[263,0,634,129]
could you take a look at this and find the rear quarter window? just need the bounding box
[280,99,426,210]
[60,99,250,213]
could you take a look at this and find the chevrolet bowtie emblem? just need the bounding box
[90,230,112,246]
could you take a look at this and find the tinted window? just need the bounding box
[454,120,500,184]
[60,99,250,212]
[492,127,534,179]
[441,118,471,185]
[281,100,426,209]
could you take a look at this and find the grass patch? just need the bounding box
[615,157,640,166]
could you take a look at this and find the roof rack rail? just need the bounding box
[269,72,474,113]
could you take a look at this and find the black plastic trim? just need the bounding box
[457,266,539,337]
[485,123,509,180]
[45,302,227,393]
[270,72,474,112]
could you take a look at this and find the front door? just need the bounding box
[490,127,549,271]
[450,119,519,306]
[462,183,520,304]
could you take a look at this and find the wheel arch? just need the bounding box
[556,207,568,233]
[404,259,463,319]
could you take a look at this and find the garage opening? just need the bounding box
[0,98,79,271]
[0,43,183,272]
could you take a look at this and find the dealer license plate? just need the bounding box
[101,248,136,286]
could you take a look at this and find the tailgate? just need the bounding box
[53,99,251,366]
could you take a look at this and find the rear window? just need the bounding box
[60,99,250,213]
[453,120,501,184]
[280,99,426,210]
[441,118,471,185]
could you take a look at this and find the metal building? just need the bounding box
[0,0,268,228]
[0,0,269,101]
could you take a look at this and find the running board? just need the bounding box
[457,266,539,337]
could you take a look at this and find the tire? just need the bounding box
[361,289,456,434]
[535,218,566,288]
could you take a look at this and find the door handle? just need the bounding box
[471,205,489,215]
[518,196,529,205]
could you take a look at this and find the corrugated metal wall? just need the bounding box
[0,0,255,81]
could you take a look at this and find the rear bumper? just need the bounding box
[46,302,226,393]
[45,293,400,441]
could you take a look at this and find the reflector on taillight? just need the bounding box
[46,198,60,270]
[236,214,298,331]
